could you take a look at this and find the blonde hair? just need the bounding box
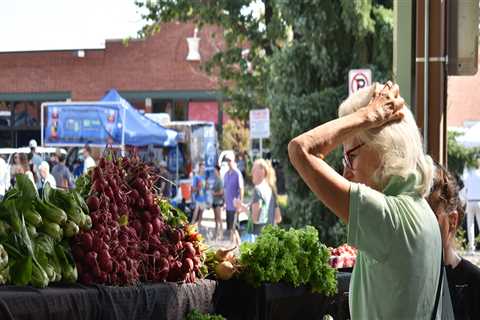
[338,84,434,197]
[253,158,277,195]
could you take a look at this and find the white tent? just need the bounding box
[456,122,480,148]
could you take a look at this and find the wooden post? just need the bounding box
[415,0,448,165]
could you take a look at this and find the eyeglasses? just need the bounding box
[342,143,365,170]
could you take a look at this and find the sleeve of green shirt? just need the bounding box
[347,183,400,262]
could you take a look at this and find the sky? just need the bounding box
[0,0,146,52]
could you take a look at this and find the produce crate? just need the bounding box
[213,272,351,320]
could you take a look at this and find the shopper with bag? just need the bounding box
[235,159,282,242]
[288,82,441,319]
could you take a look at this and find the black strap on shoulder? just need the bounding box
[431,248,444,320]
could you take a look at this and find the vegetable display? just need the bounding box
[238,225,337,295]
[0,175,83,287]
[72,152,204,286]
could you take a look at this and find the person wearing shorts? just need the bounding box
[212,165,224,240]
[191,162,207,226]
[223,153,244,245]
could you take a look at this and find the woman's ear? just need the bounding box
[449,210,459,231]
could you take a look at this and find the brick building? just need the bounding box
[0,22,226,147]
[447,53,480,128]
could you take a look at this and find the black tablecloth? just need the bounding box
[0,280,217,320]
[213,272,351,320]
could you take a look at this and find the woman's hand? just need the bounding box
[362,81,405,129]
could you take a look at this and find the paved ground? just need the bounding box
[197,208,243,250]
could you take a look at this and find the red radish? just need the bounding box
[137,198,145,209]
[85,251,98,268]
[87,195,100,211]
[182,258,194,272]
[141,211,152,223]
[81,233,94,250]
[92,167,103,181]
[152,218,162,234]
[149,205,160,217]
[144,222,153,236]
[144,192,154,208]
[80,273,94,285]
[92,180,105,193]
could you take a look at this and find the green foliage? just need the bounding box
[221,120,250,153]
[136,0,288,119]
[186,309,225,320]
[239,225,337,295]
[447,131,479,177]
[268,1,393,246]
[137,0,394,245]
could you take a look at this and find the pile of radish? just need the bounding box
[72,152,204,286]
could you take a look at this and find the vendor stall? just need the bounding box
[40,89,179,149]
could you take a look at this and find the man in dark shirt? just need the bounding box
[428,164,480,319]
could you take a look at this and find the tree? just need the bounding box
[268,0,393,245]
[221,119,250,153]
[447,131,479,177]
[137,0,394,246]
[136,0,287,119]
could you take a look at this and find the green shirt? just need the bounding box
[347,175,441,320]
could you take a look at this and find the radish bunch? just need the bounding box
[72,152,204,286]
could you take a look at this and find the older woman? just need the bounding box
[288,82,441,319]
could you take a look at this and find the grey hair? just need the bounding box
[338,84,434,197]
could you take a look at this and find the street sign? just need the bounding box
[348,69,372,96]
[249,108,270,139]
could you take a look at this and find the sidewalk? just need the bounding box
[197,208,245,249]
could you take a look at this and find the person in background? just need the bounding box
[212,165,224,240]
[0,156,10,200]
[49,152,59,169]
[288,82,441,319]
[158,161,172,198]
[16,153,35,185]
[10,153,21,186]
[235,159,282,237]
[191,162,207,226]
[29,139,42,180]
[237,152,247,182]
[462,160,480,254]
[427,164,480,319]
[223,153,244,245]
[38,161,56,194]
[82,145,95,175]
[52,151,73,190]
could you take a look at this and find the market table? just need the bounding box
[0,280,217,320]
[213,272,351,320]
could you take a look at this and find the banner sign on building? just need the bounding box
[43,103,123,147]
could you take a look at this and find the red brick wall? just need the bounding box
[0,22,223,100]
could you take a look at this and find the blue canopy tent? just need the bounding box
[41,89,179,148]
[41,89,181,187]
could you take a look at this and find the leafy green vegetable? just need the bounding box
[186,309,225,320]
[158,199,188,227]
[239,225,337,295]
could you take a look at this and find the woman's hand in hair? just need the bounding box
[363,81,405,129]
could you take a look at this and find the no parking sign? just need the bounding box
[348,69,372,96]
